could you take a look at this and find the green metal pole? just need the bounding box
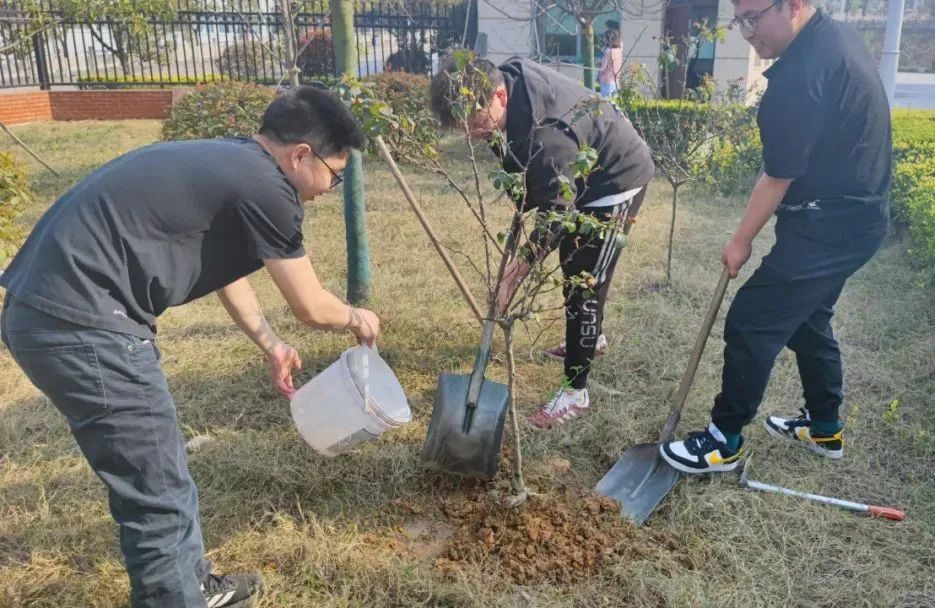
[330,0,371,304]
[582,21,596,91]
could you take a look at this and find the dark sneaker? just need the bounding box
[764,409,844,460]
[660,426,744,474]
[543,333,608,361]
[202,572,263,608]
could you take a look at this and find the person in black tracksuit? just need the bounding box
[430,56,655,428]
[660,1,892,474]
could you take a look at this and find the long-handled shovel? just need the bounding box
[595,266,731,525]
[375,135,483,323]
[739,459,906,521]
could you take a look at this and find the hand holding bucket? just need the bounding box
[290,346,411,457]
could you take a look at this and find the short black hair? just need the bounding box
[429,53,504,129]
[260,86,364,155]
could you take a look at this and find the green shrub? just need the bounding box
[0,152,32,267]
[216,40,282,82]
[359,71,439,161]
[619,98,755,191]
[699,129,763,196]
[891,109,935,277]
[296,30,335,79]
[161,81,277,141]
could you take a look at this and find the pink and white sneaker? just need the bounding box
[528,388,590,429]
[543,334,608,361]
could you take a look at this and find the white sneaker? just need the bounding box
[528,388,590,429]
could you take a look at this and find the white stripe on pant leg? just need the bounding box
[590,202,623,281]
[594,212,623,284]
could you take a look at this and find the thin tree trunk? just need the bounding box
[280,0,300,86]
[667,184,679,284]
[503,323,526,496]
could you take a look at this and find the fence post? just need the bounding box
[32,31,51,90]
[331,0,372,305]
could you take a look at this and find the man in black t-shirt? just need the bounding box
[0,87,379,608]
[660,0,891,474]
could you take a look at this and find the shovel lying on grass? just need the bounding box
[595,267,731,525]
[739,459,906,521]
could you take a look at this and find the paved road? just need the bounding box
[894,72,935,110]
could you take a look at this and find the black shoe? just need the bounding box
[659,426,744,474]
[201,572,263,608]
[764,408,844,460]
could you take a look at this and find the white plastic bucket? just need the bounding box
[290,345,411,457]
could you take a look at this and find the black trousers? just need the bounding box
[562,187,647,389]
[711,202,888,434]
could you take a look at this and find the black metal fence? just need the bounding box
[0,0,463,89]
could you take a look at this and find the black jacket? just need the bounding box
[498,58,654,213]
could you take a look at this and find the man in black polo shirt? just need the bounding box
[1,87,379,607]
[660,0,891,473]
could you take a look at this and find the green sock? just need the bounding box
[723,433,741,452]
[811,419,843,435]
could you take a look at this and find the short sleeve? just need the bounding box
[237,185,305,260]
[757,70,827,179]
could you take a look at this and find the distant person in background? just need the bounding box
[598,29,623,98]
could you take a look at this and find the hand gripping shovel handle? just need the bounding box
[463,214,524,433]
[375,135,484,323]
[658,266,732,443]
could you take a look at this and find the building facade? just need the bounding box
[476,0,771,101]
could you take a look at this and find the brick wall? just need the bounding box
[0,92,53,124]
[1,90,174,124]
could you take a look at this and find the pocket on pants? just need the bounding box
[13,344,109,424]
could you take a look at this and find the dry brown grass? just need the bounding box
[1,121,933,608]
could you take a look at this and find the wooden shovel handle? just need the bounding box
[465,214,524,409]
[658,266,732,443]
[375,136,484,323]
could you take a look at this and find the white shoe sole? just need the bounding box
[658,445,741,474]
[763,419,844,460]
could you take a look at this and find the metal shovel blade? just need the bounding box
[420,371,509,479]
[595,443,681,526]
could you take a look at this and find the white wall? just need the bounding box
[620,11,667,94]
[476,0,535,64]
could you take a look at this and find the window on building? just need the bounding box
[539,6,579,61]
[685,2,718,90]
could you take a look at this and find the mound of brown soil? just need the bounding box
[436,488,659,585]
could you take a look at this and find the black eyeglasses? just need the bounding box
[729,0,782,35]
[310,148,344,190]
[269,128,343,190]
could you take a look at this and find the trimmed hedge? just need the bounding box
[161,81,277,141]
[891,109,935,275]
[0,152,31,267]
[77,74,228,89]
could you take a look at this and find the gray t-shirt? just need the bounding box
[0,137,305,339]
